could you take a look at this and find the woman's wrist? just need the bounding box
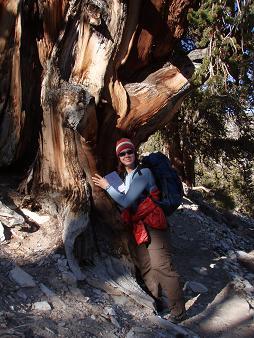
[105,184,111,190]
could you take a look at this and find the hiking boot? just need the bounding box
[162,311,187,323]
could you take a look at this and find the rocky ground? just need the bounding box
[0,179,254,338]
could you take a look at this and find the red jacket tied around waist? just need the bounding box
[121,189,167,245]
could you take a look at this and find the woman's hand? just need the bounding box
[91,173,110,190]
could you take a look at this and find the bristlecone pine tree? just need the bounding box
[0,0,201,284]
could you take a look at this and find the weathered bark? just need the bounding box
[0,0,43,168]
[0,0,198,282]
[0,0,23,166]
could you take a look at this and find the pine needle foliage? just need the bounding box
[163,0,254,215]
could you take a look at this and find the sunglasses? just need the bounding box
[118,150,134,157]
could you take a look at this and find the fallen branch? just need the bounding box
[191,186,211,193]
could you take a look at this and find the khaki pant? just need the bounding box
[131,227,185,316]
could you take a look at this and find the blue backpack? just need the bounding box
[138,152,184,216]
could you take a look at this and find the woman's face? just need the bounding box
[118,148,135,168]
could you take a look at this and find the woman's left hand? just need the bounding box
[91,173,110,190]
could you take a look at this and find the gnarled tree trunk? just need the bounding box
[0,0,198,287]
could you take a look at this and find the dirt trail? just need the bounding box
[0,183,254,337]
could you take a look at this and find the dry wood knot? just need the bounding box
[85,2,103,26]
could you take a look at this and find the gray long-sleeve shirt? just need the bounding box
[106,168,157,209]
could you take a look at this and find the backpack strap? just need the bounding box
[132,165,142,179]
[133,165,162,205]
[131,165,151,203]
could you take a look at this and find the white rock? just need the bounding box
[32,301,52,311]
[0,202,25,227]
[104,306,116,316]
[187,281,208,293]
[0,221,5,242]
[9,266,36,287]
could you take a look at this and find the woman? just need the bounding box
[92,138,185,322]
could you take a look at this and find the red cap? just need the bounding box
[116,138,135,156]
